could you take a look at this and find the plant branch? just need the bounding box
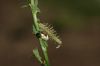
[29,0,50,66]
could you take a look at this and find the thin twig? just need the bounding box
[28,0,50,66]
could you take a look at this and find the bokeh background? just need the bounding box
[0,0,100,66]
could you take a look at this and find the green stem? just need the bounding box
[39,39,50,66]
[33,13,39,31]
[30,0,50,66]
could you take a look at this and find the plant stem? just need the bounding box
[39,39,50,66]
[29,0,50,66]
[33,13,39,31]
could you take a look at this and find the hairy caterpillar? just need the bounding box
[38,23,62,48]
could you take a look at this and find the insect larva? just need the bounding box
[38,23,62,48]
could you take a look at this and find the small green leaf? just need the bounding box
[21,5,29,8]
[33,48,42,64]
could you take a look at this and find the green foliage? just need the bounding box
[33,48,43,64]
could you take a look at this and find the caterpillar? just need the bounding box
[38,23,62,48]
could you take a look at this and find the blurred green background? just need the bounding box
[0,0,100,66]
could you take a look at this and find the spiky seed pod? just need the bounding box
[38,23,62,48]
